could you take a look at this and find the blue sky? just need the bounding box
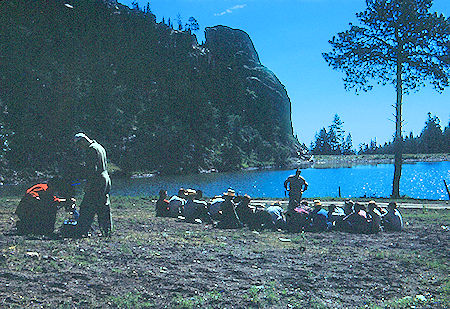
[118,0,449,148]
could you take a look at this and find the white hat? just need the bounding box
[223,188,236,197]
[73,132,88,143]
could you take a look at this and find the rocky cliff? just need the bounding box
[205,26,293,139]
[0,0,300,179]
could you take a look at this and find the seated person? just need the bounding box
[155,189,170,217]
[343,199,355,216]
[235,194,254,227]
[382,202,403,232]
[183,190,212,224]
[342,202,370,233]
[327,204,345,230]
[265,202,287,230]
[216,189,242,229]
[367,200,382,233]
[15,178,76,235]
[307,200,328,232]
[252,206,273,231]
[167,188,187,218]
[209,195,225,221]
[285,200,311,233]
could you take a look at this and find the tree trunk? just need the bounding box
[392,32,403,199]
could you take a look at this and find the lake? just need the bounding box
[111,161,450,200]
[1,161,449,200]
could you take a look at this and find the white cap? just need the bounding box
[73,132,88,143]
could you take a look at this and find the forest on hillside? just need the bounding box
[0,0,300,182]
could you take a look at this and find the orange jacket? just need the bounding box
[26,183,62,202]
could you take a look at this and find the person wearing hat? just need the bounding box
[183,190,212,224]
[382,201,403,232]
[216,189,242,229]
[284,169,308,211]
[72,133,112,237]
[307,200,328,232]
[168,188,187,218]
[209,195,225,221]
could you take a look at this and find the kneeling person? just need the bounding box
[15,178,76,235]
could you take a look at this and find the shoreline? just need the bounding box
[128,153,450,179]
[0,153,448,186]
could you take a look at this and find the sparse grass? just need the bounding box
[243,281,282,307]
[108,292,154,308]
[0,196,449,308]
[173,291,222,309]
[365,294,436,309]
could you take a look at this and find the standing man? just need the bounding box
[284,168,308,211]
[73,133,112,237]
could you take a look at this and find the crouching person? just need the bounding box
[327,204,345,231]
[15,178,76,236]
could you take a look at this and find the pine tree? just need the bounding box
[419,112,443,153]
[186,17,199,34]
[329,114,345,154]
[323,0,449,198]
[443,121,450,153]
[342,133,354,155]
[312,128,332,155]
[176,13,183,31]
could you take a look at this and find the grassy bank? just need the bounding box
[0,196,449,308]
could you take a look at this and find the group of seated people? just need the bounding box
[287,198,403,233]
[155,188,403,233]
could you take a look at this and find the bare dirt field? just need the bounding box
[0,197,448,308]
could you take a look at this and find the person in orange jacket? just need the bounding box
[15,178,76,235]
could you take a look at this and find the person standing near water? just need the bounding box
[284,168,308,211]
[72,133,112,237]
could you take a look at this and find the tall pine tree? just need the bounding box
[323,0,449,198]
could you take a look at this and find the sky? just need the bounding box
[118,0,449,148]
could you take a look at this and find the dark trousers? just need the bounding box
[75,176,112,236]
[288,191,302,211]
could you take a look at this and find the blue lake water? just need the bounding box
[110,161,450,200]
[1,161,449,200]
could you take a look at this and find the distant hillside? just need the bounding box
[0,0,301,180]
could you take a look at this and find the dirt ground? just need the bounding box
[0,196,448,308]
